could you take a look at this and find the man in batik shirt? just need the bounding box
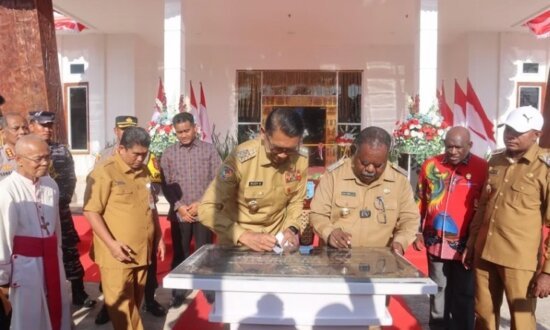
[414,126,487,330]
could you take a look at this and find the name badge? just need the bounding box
[360,209,371,218]
[249,181,263,186]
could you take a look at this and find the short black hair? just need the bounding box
[265,108,304,138]
[172,112,195,125]
[120,126,150,149]
[354,126,392,150]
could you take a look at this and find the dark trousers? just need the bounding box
[171,220,213,298]
[428,254,474,330]
[144,245,158,303]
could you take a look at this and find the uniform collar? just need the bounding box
[114,152,144,176]
[342,158,394,186]
[507,143,539,164]
[257,138,298,168]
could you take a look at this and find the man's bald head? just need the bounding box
[444,126,473,165]
[15,135,50,181]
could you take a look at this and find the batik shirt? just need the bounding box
[416,153,488,260]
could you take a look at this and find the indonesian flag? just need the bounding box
[437,82,453,127]
[525,10,550,39]
[54,11,87,32]
[466,79,496,156]
[189,81,199,121]
[453,80,467,126]
[155,77,167,112]
[199,82,213,143]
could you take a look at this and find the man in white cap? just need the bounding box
[464,106,550,329]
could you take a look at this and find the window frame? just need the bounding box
[63,82,90,153]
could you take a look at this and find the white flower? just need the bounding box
[404,129,410,136]
[437,129,444,136]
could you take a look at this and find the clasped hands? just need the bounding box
[177,203,199,223]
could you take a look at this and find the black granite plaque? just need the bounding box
[170,245,422,281]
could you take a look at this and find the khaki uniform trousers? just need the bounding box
[474,256,537,330]
[101,265,148,330]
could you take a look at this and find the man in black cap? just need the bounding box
[28,110,96,309]
[94,115,167,324]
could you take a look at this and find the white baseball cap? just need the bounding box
[501,106,543,133]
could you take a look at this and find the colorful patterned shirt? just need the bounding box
[160,138,221,220]
[416,153,488,260]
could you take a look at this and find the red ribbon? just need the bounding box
[13,235,61,330]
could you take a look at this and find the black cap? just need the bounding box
[115,115,138,128]
[29,111,56,124]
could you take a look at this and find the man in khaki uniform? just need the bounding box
[310,126,419,255]
[83,127,165,330]
[199,108,307,251]
[0,113,29,180]
[464,106,550,330]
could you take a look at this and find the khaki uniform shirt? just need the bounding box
[310,158,419,249]
[467,144,550,273]
[198,138,308,245]
[83,153,155,269]
[0,146,16,181]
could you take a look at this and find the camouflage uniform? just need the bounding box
[49,142,83,280]
[0,145,17,181]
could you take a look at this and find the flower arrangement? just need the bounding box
[335,132,355,159]
[211,124,238,160]
[392,95,449,164]
[147,108,179,157]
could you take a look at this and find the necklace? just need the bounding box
[33,180,50,236]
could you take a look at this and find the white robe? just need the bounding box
[0,171,71,330]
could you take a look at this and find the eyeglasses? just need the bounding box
[264,134,300,155]
[374,196,387,224]
[20,155,50,164]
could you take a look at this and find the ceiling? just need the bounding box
[53,0,549,48]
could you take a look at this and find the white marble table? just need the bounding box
[163,245,437,330]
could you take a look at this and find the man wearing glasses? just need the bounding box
[29,111,96,309]
[310,126,419,255]
[199,108,307,252]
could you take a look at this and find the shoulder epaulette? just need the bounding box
[326,158,345,172]
[298,146,308,157]
[236,148,257,163]
[391,163,408,177]
[538,154,550,167]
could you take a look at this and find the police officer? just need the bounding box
[464,106,550,329]
[199,108,307,251]
[94,115,166,324]
[310,126,419,254]
[0,112,29,180]
[28,111,96,308]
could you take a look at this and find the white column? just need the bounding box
[164,0,185,109]
[417,0,438,113]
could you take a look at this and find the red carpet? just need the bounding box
[74,215,428,329]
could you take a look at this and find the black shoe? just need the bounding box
[94,305,110,325]
[143,300,167,317]
[72,294,97,308]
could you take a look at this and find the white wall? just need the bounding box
[186,42,415,136]
[439,32,550,150]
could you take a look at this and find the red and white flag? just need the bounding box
[189,81,199,121]
[453,80,467,126]
[525,10,550,39]
[437,82,453,127]
[155,77,167,112]
[199,82,213,143]
[466,79,496,156]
